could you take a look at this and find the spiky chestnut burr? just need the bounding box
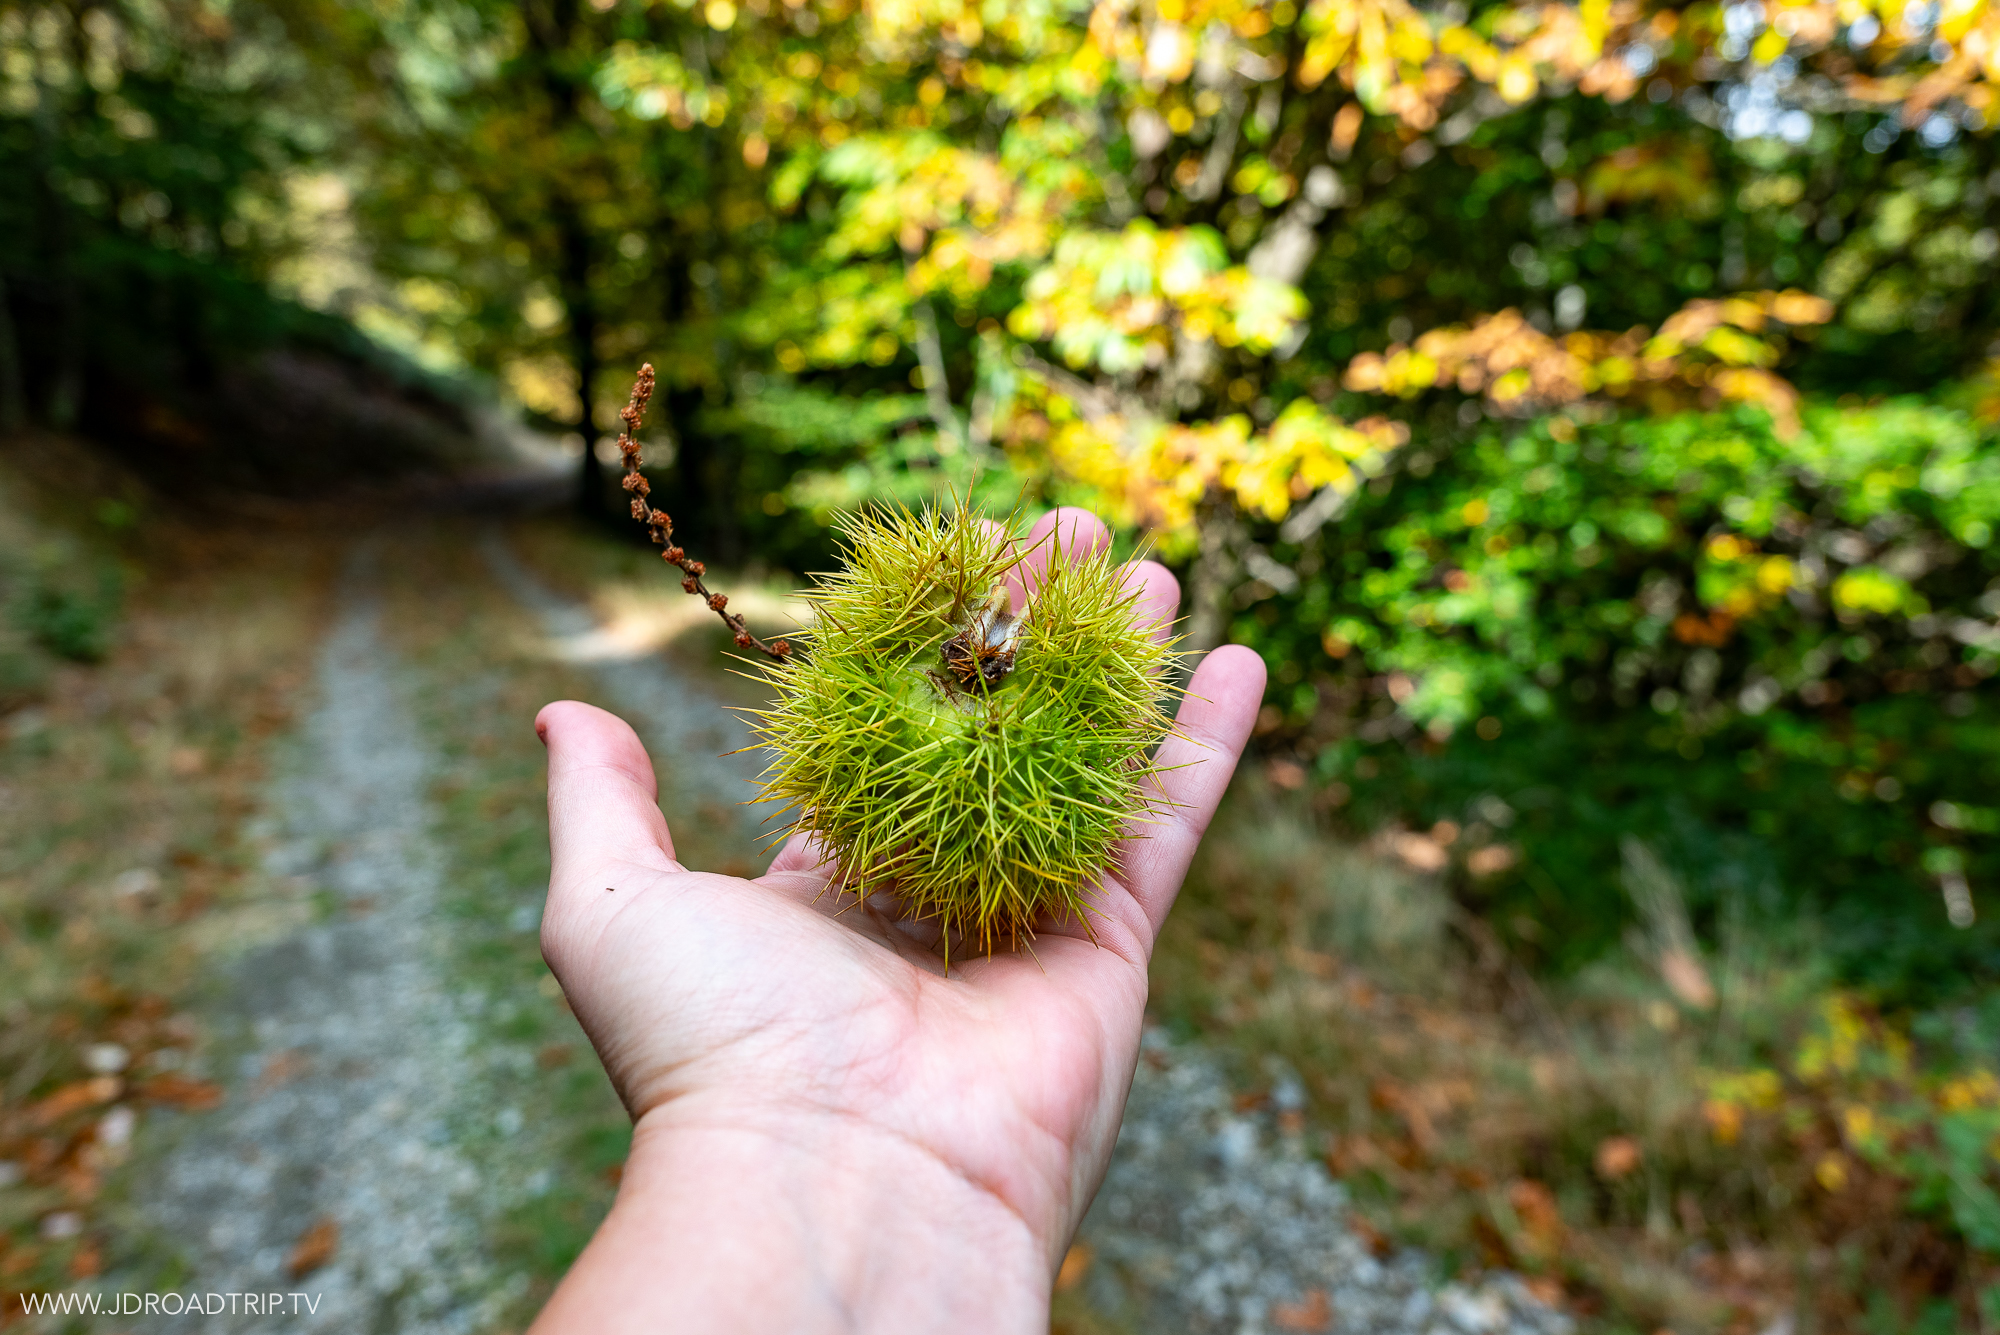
[752,506,1177,955]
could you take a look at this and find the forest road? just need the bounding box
[126,531,779,1334]
[132,541,523,1333]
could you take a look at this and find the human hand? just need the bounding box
[528,508,1265,1334]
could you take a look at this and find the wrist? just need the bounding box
[532,1094,1056,1334]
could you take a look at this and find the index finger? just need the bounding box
[1115,644,1266,940]
[537,700,682,900]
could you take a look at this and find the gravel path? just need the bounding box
[1074,1031,1572,1335]
[134,545,523,1332]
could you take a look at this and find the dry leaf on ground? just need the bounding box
[286,1217,339,1279]
[1271,1287,1332,1331]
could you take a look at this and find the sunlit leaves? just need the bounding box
[1007,221,1303,373]
[596,44,726,129]
[1337,291,1833,434]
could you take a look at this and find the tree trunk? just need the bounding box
[0,269,25,434]
[1185,496,1242,654]
[32,46,79,430]
[910,291,964,451]
[561,207,603,521]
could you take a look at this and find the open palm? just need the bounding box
[529,509,1265,1334]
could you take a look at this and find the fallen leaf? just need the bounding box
[133,1074,224,1110]
[1594,1134,1643,1181]
[1371,1079,1437,1153]
[1055,1243,1093,1292]
[1285,946,1338,978]
[1507,1179,1564,1258]
[67,1240,101,1279]
[1347,1214,1393,1258]
[1390,831,1448,872]
[1271,1287,1332,1331]
[168,746,207,777]
[254,1049,312,1094]
[1267,759,1308,789]
[287,1217,339,1279]
[30,1078,121,1126]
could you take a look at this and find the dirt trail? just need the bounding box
[130,532,778,1333]
[135,545,521,1332]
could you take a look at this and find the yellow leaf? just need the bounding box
[1496,57,1538,103]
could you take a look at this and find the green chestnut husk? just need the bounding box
[753,506,1176,953]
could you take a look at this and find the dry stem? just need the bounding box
[616,364,792,663]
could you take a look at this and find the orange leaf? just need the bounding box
[29,1078,121,1127]
[1507,1178,1564,1257]
[134,1074,224,1110]
[1272,1287,1332,1331]
[67,1241,102,1280]
[1272,1287,1336,1327]
[1594,1135,1643,1181]
[287,1217,339,1279]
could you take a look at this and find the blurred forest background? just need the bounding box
[6,0,2000,1326]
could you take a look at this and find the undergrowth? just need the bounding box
[1152,775,2000,1335]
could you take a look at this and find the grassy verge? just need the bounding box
[366,522,633,1327]
[372,516,799,1323]
[0,436,332,1320]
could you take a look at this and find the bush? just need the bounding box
[15,559,121,663]
[1241,398,2000,997]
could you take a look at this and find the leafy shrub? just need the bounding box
[1240,398,2000,995]
[4,545,121,666]
[1703,993,2000,1328]
[17,569,120,662]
